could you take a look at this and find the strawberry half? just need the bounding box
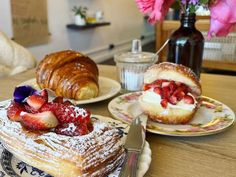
[183,95,194,104]
[161,99,168,108]
[7,101,25,121]
[24,104,39,114]
[52,96,64,103]
[143,84,151,91]
[154,87,162,95]
[20,111,58,130]
[175,91,186,101]
[161,87,171,99]
[40,89,48,102]
[169,95,178,105]
[40,103,91,125]
[161,81,170,88]
[168,81,177,94]
[27,94,46,110]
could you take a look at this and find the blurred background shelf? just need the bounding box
[66,22,111,30]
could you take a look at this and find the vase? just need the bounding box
[167,13,204,78]
[75,15,86,26]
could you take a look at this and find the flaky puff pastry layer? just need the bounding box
[0,106,124,177]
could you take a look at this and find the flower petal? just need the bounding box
[135,0,156,14]
[148,0,175,24]
[210,0,236,23]
[208,0,236,38]
[136,0,174,24]
[13,85,37,103]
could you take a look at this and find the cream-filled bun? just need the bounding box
[139,62,202,124]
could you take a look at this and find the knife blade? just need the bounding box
[119,114,148,177]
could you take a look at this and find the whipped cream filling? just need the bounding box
[141,89,197,111]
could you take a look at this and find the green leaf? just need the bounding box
[171,1,181,10]
[71,6,87,17]
[200,0,209,4]
[189,4,196,13]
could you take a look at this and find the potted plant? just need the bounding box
[72,6,88,26]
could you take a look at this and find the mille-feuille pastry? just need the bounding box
[139,62,202,124]
[36,50,99,100]
[0,87,124,177]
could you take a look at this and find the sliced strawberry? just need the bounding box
[80,109,91,124]
[76,123,90,135]
[40,103,91,125]
[87,122,94,132]
[27,95,46,110]
[20,111,58,130]
[179,85,188,94]
[55,123,78,136]
[168,81,176,94]
[154,87,162,95]
[40,102,59,115]
[40,89,48,102]
[160,99,168,108]
[154,80,163,86]
[63,100,73,106]
[161,81,170,88]
[143,84,151,91]
[169,96,178,105]
[175,91,186,101]
[7,101,25,121]
[173,86,187,97]
[175,81,182,87]
[183,95,194,104]
[53,96,64,103]
[144,80,166,90]
[161,87,171,99]
[24,104,39,114]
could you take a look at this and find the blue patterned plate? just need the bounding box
[0,110,151,177]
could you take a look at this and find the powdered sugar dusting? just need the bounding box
[69,105,89,118]
[60,123,77,133]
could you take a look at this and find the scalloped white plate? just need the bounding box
[108,92,235,137]
[19,77,121,105]
[0,100,151,177]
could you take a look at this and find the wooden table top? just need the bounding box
[0,65,235,177]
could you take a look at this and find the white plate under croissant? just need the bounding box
[19,76,121,104]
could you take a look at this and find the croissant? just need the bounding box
[36,50,99,100]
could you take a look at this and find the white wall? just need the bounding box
[0,0,12,37]
[0,0,155,63]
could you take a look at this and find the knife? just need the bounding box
[119,114,148,177]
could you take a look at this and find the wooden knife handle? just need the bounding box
[118,150,140,177]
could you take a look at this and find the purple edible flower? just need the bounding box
[181,0,199,5]
[13,85,37,103]
[189,0,199,5]
[181,0,187,4]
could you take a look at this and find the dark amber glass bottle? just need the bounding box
[167,13,204,78]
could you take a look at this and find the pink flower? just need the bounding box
[208,0,236,38]
[135,0,156,13]
[136,0,175,24]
